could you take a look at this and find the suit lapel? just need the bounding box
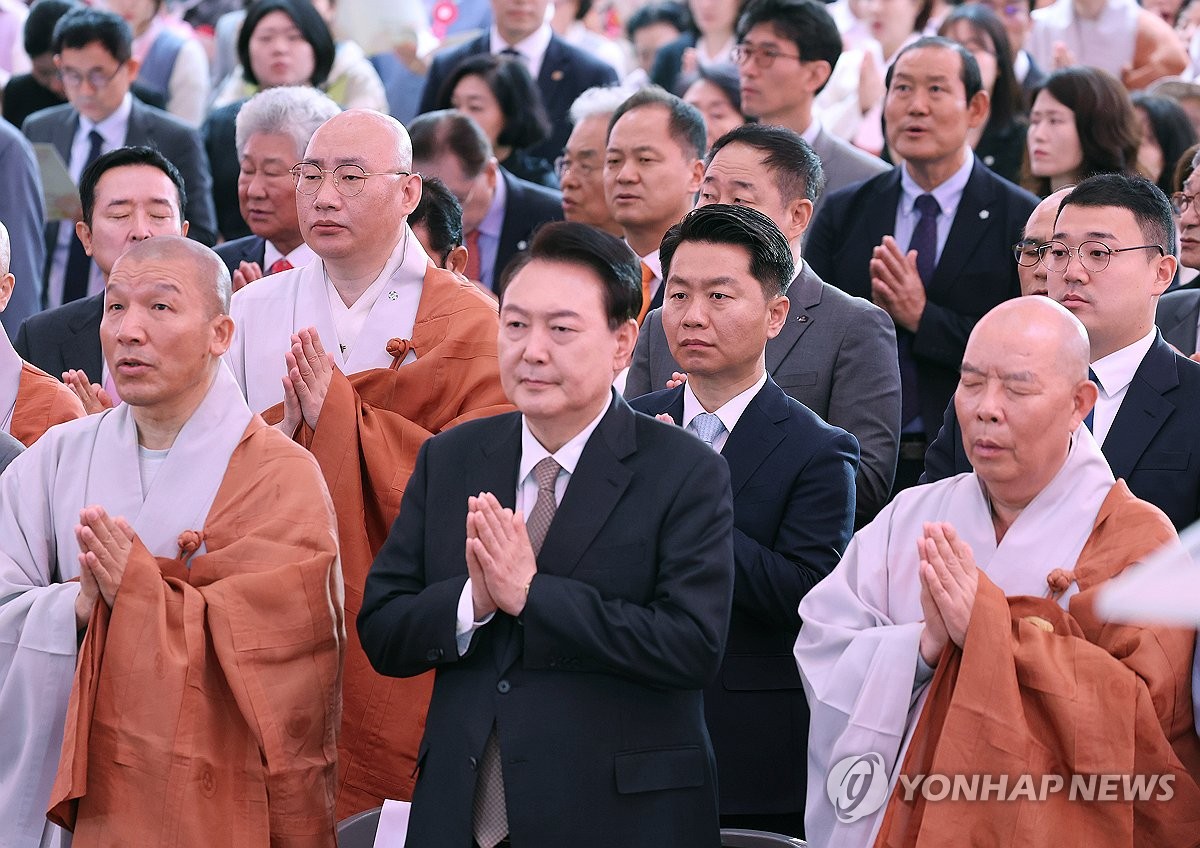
[66,294,104,381]
[928,162,996,297]
[721,381,787,498]
[1102,334,1178,480]
[766,266,820,373]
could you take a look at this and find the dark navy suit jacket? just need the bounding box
[14,292,103,383]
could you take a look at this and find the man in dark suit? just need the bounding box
[410,110,563,295]
[629,204,857,837]
[21,7,216,310]
[417,0,618,163]
[358,222,734,848]
[1156,159,1200,354]
[806,36,1038,491]
[626,123,899,524]
[15,146,187,389]
[924,173,1200,531]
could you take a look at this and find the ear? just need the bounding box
[485,158,499,191]
[784,197,813,243]
[1071,377,1099,432]
[765,293,789,340]
[966,88,990,130]
[1151,251,1178,296]
[75,220,94,257]
[125,56,141,83]
[400,172,423,217]
[180,219,190,238]
[445,244,469,275]
[209,313,235,357]
[0,272,15,313]
[802,59,832,95]
[614,317,639,370]
[686,157,705,195]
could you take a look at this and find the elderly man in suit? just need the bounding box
[629,204,858,837]
[22,7,216,309]
[417,0,617,163]
[358,221,735,848]
[410,110,563,296]
[733,0,887,223]
[925,173,1200,531]
[806,36,1038,492]
[215,86,340,292]
[625,124,900,523]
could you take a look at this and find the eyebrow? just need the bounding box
[501,305,584,321]
[1052,230,1116,241]
[104,197,175,208]
[960,362,1036,382]
[669,274,744,288]
[298,156,373,168]
[703,175,757,191]
[607,144,665,155]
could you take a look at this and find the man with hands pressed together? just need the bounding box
[359,222,735,848]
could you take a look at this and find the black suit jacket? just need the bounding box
[648,32,697,93]
[358,395,734,848]
[629,378,858,816]
[214,234,267,278]
[922,332,1200,530]
[14,291,104,382]
[1156,288,1200,356]
[201,99,249,242]
[806,159,1039,441]
[418,33,619,161]
[494,168,564,292]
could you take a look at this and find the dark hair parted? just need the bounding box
[659,203,795,298]
[80,145,186,228]
[626,2,691,40]
[938,5,1021,133]
[409,109,493,178]
[1023,66,1139,197]
[709,123,825,203]
[680,61,743,112]
[607,86,707,161]
[735,0,842,95]
[238,0,335,89]
[434,53,552,151]
[27,0,79,57]
[409,176,464,263]
[1058,172,1177,258]
[52,6,132,62]
[1132,93,1199,195]
[504,222,642,329]
[886,36,983,104]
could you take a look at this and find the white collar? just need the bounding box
[639,248,662,282]
[900,149,975,220]
[1090,327,1157,398]
[681,372,767,441]
[490,23,553,77]
[519,391,612,482]
[264,240,318,271]
[80,92,133,143]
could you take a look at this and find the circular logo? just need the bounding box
[827,753,890,823]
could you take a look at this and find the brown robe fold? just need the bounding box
[11,362,84,446]
[47,418,344,847]
[875,481,1200,847]
[265,266,512,817]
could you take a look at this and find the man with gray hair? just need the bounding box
[560,86,632,236]
[216,86,341,291]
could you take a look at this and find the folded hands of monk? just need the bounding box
[916,522,979,665]
[280,326,333,432]
[73,505,135,627]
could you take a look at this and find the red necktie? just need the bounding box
[268,258,293,275]
[464,229,482,283]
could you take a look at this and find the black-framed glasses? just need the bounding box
[1171,192,1197,215]
[57,63,126,90]
[1012,239,1042,267]
[1037,240,1165,274]
[731,43,804,68]
[291,162,410,197]
[554,155,599,179]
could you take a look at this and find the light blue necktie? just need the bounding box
[688,412,725,448]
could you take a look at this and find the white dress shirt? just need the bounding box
[681,373,767,453]
[893,149,975,268]
[1089,328,1157,447]
[489,22,553,80]
[263,240,317,273]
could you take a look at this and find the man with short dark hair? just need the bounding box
[22,6,216,308]
[360,220,735,848]
[605,86,706,323]
[409,175,469,277]
[630,204,858,836]
[626,123,901,523]
[1156,151,1200,353]
[806,36,1038,492]
[410,109,563,295]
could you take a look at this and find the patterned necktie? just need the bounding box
[472,456,561,848]
[636,261,654,324]
[1083,368,1102,433]
[267,258,293,275]
[464,228,482,284]
[63,130,105,304]
[688,412,726,449]
[898,193,941,428]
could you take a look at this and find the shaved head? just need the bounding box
[973,296,1090,382]
[305,108,414,170]
[111,236,232,316]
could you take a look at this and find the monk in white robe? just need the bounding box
[797,298,1200,847]
[226,109,510,817]
[0,237,342,847]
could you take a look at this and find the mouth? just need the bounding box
[971,438,1007,458]
[677,338,713,350]
[1060,292,1089,307]
[115,357,151,374]
[519,376,557,389]
[309,220,345,233]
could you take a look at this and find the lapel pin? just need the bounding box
[551,70,564,81]
[388,291,398,301]
[979,209,990,220]
[798,315,809,322]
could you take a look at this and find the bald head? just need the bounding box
[111,236,232,316]
[975,297,1090,381]
[305,109,413,170]
[1017,187,1073,297]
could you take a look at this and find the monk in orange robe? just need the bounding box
[227,109,511,817]
[0,237,342,847]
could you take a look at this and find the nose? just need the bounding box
[521,323,551,363]
[312,172,342,208]
[615,157,639,184]
[114,306,145,345]
[247,170,270,198]
[128,208,154,241]
[973,380,1004,423]
[680,295,708,328]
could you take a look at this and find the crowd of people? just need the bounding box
[0,0,1199,845]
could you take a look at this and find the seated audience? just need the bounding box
[625,1,690,87]
[559,85,629,236]
[409,175,469,276]
[1133,92,1199,195]
[681,61,745,150]
[651,0,741,95]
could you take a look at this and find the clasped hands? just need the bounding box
[870,236,926,333]
[277,326,333,434]
[466,492,537,619]
[63,369,114,415]
[73,505,134,629]
[917,522,979,667]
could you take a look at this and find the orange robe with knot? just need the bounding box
[47,418,344,847]
[11,362,83,445]
[266,265,512,817]
[875,481,1200,848]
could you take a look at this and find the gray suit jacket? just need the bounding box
[0,120,46,339]
[624,262,901,524]
[808,126,888,224]
[0,430,22,475]
[1156,288,1200,356]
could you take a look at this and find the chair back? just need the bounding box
[337,806,383,848]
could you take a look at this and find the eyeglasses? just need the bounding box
[1036,240,1165,274]
[291,162,410,196]
[554,156,599,179]
[57,63,126,90]
[1012,239,1042,267]
[731,43,804,69]
[1171,192,1197,215]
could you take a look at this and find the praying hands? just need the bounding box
[917,521,979,666]
[465,493,537,618]
[278,326,333,434]
[73,505,135,628]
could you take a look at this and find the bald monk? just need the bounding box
[226,109,510,816]
[0,237,343,847]
[0,220,83,443]
[797,297,1200,847]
